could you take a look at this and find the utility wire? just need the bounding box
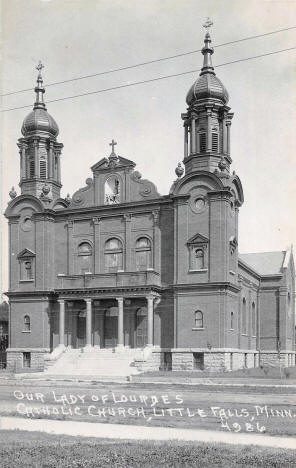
[1,26,296,97]
[1,46,295,113]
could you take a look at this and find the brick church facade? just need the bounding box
[5,30,295,373]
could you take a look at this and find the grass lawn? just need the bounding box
[0,430,295,468]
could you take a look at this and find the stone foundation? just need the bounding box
[6,348,49,372]
[171,349,260,372]
[259,351,296,368]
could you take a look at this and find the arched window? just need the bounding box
[24,315,30,332]
[104,175,121,205]
[24,260,33,280]
[230,311,234,330]
[252,302,256,336]
[77,242,93,274]
[105,238,123,272]
[242,298,247,335]
[135,237,152,270]
[194,310,203,329]
[194,248,204,269]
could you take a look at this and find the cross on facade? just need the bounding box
[36,61,44,73]
[109,139,117,152]
[203,17,213,32]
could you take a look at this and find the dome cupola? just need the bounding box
[21,62,59,138]
[186,30,229,106]
[18,62,63,202]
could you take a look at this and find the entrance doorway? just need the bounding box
[104,307,118,348]
[77,311,86,348]
[135,307,148,347]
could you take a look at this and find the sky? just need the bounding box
[1,0,296,297]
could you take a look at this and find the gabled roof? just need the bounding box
[17,248,36,259]
[91,155,136,172]
[239,251,286,275]
[187,233,209,244]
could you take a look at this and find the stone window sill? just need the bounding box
[241,334,248,336]
[22,330,31,333]
[230,328,234,331]
[192,328,205,331]
[188,269,208,274]
[19,279,34,283]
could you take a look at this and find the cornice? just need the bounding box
[171,282,240,294]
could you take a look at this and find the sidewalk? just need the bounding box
[1,416,295,450]
[1,372,296,389]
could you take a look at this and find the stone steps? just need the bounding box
[44,348,144,377]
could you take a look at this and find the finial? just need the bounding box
[203,17,213,32]
[200,18,215,76]
[65,193,71,205]
[9,187,17,199]
[34,61,46,110]
[36,61,44,76]
[175,162,184,178]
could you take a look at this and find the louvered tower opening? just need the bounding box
[39,159,47,179]
[29,159,35,178]
[199,133,206,153]
[212,133,218,153]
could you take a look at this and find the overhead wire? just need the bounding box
[1,46,295,113]
[1,25,296,97]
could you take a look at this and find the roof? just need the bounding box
[239,251,286,275]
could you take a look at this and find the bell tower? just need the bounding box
[181,19,233,175]
[17,62,63,203]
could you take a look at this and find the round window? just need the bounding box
[195,197,205,213]
[21,217,33,232]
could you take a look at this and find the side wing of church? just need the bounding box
[5,32,295,374]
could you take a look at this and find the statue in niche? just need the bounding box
[104,175,120,205]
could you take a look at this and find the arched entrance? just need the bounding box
[104,307,118,348]
[135,307,148,348]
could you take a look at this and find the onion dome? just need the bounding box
[186,32,229,106]
[21,62,59,138]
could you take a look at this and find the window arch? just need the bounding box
[105,238,123,272]
[230,311,234,330]
[24,315,30,332]
[242,298,247,335]
[24,260,33,279]
[77,242,93,274]
[135,237,152,270]
[194,248,204,269]
[252,302,256,336]
[194,310,203,329]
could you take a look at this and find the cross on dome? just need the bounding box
[36,61,44,78]
[203,17,213,32]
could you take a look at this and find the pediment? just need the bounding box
[91,155,136,173]
[187,233,209,245]
[17,248,36,259]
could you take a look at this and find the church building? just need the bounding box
[5,28,295,374]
